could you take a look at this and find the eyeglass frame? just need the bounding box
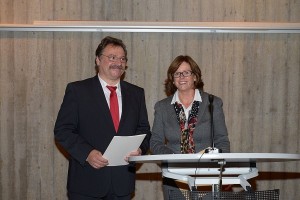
[100,54,128,63]
[173,70,193,78]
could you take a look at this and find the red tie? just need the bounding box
[106,86,119,132]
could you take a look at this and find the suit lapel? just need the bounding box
[165,96,181,128]
[169,104,178,123]
[196,92,208,127]
[91,76,115,130]
[118,82,128,133]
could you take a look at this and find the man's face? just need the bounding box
[96,44,127,85]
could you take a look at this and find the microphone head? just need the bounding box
[209,94,214,103]
[205,147,222,154]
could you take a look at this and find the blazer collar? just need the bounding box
[91,76,115,130]
[119,81,129,128]
[169,91,208,127]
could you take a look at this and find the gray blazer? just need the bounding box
[150,91,230,154]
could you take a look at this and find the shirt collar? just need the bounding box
[171,89,202,104]
[98,74,120,91]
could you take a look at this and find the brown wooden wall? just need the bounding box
[0,0,299,199]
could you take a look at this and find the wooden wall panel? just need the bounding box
[0,0,299,199]
[0,32,15,200]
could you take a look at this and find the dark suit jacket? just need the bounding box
[54,76,151,197]
[150,91,230,154]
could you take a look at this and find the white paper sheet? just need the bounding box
[103,134,146,166]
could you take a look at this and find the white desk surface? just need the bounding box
[128,153,300,163]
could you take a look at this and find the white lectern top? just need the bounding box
[129,153,300,163]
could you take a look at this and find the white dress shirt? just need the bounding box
[98,75,122,119]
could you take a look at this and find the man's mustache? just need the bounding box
[109,65,125,70]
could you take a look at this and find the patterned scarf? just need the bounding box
[174,101,200,153]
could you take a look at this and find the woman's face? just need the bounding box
[173,61,196,92]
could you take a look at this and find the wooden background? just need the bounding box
[0,0,299,199]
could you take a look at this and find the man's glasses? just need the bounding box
[173,70,193,78]
[101,54,127,63]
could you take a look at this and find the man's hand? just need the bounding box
[125,148,142,162]
[86,149,109,169]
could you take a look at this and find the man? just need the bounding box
[54,36,151,200]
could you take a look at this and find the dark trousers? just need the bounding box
[68,190,131,200]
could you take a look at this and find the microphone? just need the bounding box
[209,94,214,149]
[206,94,223,194]
[205,94,221,154]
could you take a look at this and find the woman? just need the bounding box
[150,55,230,199]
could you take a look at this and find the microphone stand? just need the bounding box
[205,94,224,195]
[205,94,221,154]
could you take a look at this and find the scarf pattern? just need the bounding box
[174,101,200,153]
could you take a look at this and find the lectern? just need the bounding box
[129,153,300,199]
